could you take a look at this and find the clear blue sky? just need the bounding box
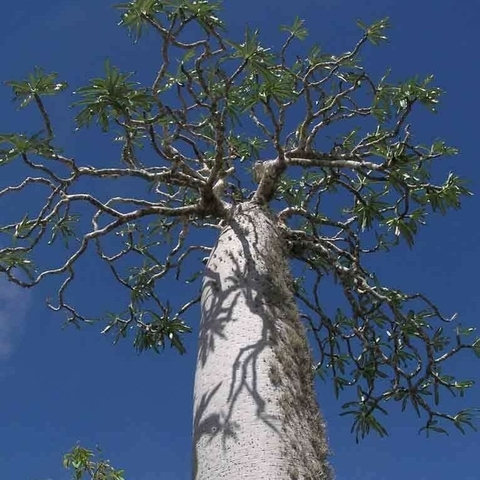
[1,1,479,479]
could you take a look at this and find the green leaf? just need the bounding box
[14,214,36,238]
[260,68,297,101]
[48,213,81,248]
[73,59,153,131]
[280,16,308,40]
[0,132,54,164]
[353,194,388,231]
[430,140,458,157]
[63,444,125,479]
[423,173,471,215]
[226,28,275,78]
[419,420,448,436]
[0,249,36,280]
[134,307,192,355]
[385,216,418,247]
[179,0,225,31]
[5,67,67,109]
[357,18,390,45]
[473,338,480,358]
[116,0,164,42]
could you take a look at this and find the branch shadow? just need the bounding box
[193,207,285,476]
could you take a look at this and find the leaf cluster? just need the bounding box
[63,445,125,480]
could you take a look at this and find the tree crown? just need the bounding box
[0,0,478,440]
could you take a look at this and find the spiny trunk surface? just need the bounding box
[193,203,332,479]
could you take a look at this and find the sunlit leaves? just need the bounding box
[226,75,261,116]
[177,0,225,31]
[0,248,36,280]
[384,216,418,247]
[5,67,67,109]
[48,213,81,248]
[400,75,443,112]
[12,214,38,241]
[449,409,479,434]
[226,134,267,160]
[473,338,480,358]
[0,134,20,165]
[373,74,444,123]
[63,445,125,480]
[73,60,153,131]
[261,68,298,102]
[357,18,390,46]
[277,179,306,206]
[352,194,388,232]
[420,409,479,436]
[419,173,471,215]
[312,289,479,440]
[226,28,276,78]
[116,0,165,41]
[126,262,157,306]
[134,307,192,354]
[339,128,360,151]
[117,0,224,42]
[280,16,308,41]
[341,397,389,442]
[0,217,38,280]
[0,132,54,165]
[428,139,459,158]
[227,28,268,61]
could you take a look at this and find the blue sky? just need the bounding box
[1,1,479,479]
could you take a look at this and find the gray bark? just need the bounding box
[193,203,332,479]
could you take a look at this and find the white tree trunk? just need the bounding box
[193,203,332,479]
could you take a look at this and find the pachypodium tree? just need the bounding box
[1,1,478,478]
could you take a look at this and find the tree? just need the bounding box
[1,0,478,478]
[62,445,125,480]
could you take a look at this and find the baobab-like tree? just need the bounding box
[0,1,478,478]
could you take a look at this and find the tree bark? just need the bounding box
[193,202,332,479]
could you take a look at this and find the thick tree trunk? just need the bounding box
[193,203,332,479]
